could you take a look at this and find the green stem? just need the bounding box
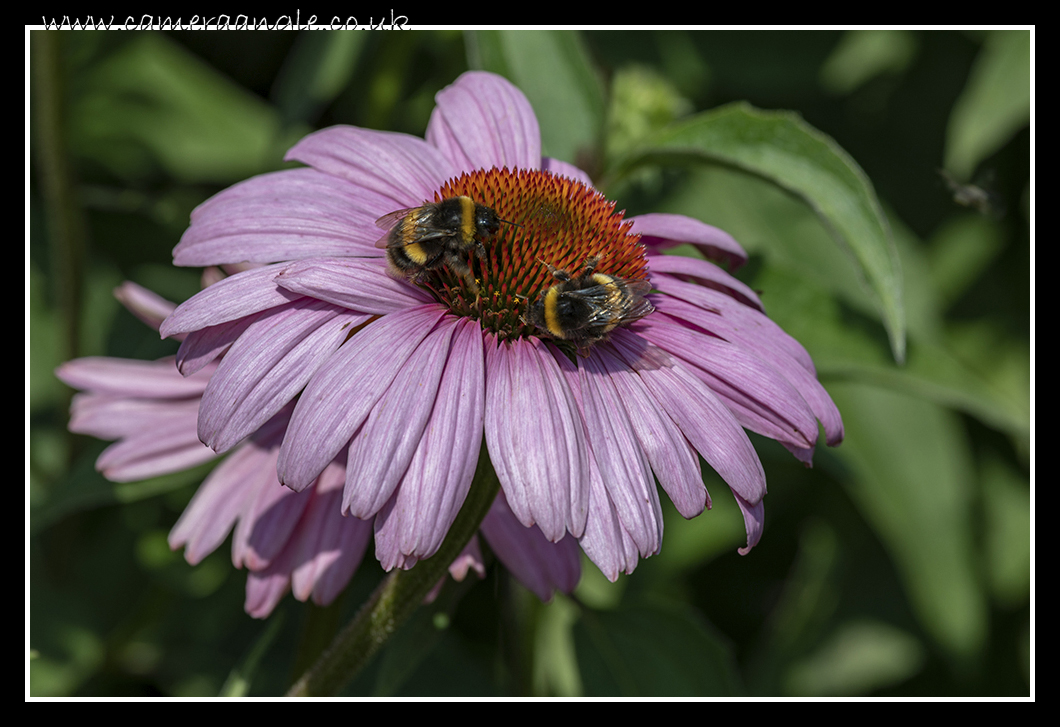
[286,444,500,697]
[32,30,86,365]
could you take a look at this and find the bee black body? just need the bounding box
[527,257,654,350]
[375,196,501,287]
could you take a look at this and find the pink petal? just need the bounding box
[174,168,393,267]
[484,337,588,542]
[160,264,296,339]
[635,313,820,451]
[631,213,748,270]
[591,345,708,519]
[562,350,662,557]
[609,329,767,507]
[645,252,763,311]
[736,495,765,555]
[578,462,642,582]
[277,305,447,492]
[372,318,486,569]
[285,126,457,208]
[343,318,458,519]
[113,281,177,333]
[56,357,209,398]
[169,442,274,565]
[289,464,373,606]
[480,490,582,601]
[653,290,844,447]
[231,447,311,571]
[427,71,541,173]
[198,298,362,453]
[275,257,434,314]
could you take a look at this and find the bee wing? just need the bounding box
[623,296,656,323]
[375,208,416,230]
[374,208,455,249]
[374,208,415,249]
[563,285,627,327]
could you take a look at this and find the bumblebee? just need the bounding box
[526,256,654,350]
[375,196,502,288]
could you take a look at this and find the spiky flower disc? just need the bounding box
[426,168,650,341]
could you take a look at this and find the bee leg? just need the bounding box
[537,259,571,282]
[580,256,601,276]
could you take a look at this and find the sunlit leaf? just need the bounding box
[622,103,906,361]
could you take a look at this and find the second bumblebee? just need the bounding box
[375,196,502,288]
[526,256,654,350]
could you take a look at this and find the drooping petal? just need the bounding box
[591,345,708,519]
[480,490,582,601]
[173,168,393,267]
[169,441,273,565]
[197,298,363,453]
[427,70,541,174]
[275,258,434,314]
[343,317,458,519]
[277,305,447,492]
[735,494,765,555]
[113,281,177,332]
[92,402,216,482]
[652,275,818,375]
[289,463,373,606]
[631,213,748,270]
[373,318,486,569]
[578,459,642,582]
[635,313,820,452]
[609,329,767,507]
[245,555,294,619]
[56,357,209,399]
[484,337,588,542]
[285,126,458,208]
[560,349,662,558]
[653,289,844,446]
[232,446,311,571]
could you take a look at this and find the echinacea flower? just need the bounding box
[57,282,580,618]
[158,70,843,583]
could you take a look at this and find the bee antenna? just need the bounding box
[499,218,522,228]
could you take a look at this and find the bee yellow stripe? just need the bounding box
[543,288,565,338]
[459,196,476,244]
[405,242,429,264]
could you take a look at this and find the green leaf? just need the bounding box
[69,33,303,184]
[784,620,926,696]
[827,382,987,660]
[945,30,1030,180]
[621,102,906,362]
[752,263,1029,447]
[980,453,1030,608]
[819,29,918,95]
[467,29,605,165]
[574,600,741,696]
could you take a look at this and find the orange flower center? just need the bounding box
[417,168,649,343]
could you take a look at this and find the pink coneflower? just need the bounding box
[158,70,843,582]
[57,282,580,617]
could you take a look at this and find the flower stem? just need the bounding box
[286,444,500,697]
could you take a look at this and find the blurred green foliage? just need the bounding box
[30,28,1030,697]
